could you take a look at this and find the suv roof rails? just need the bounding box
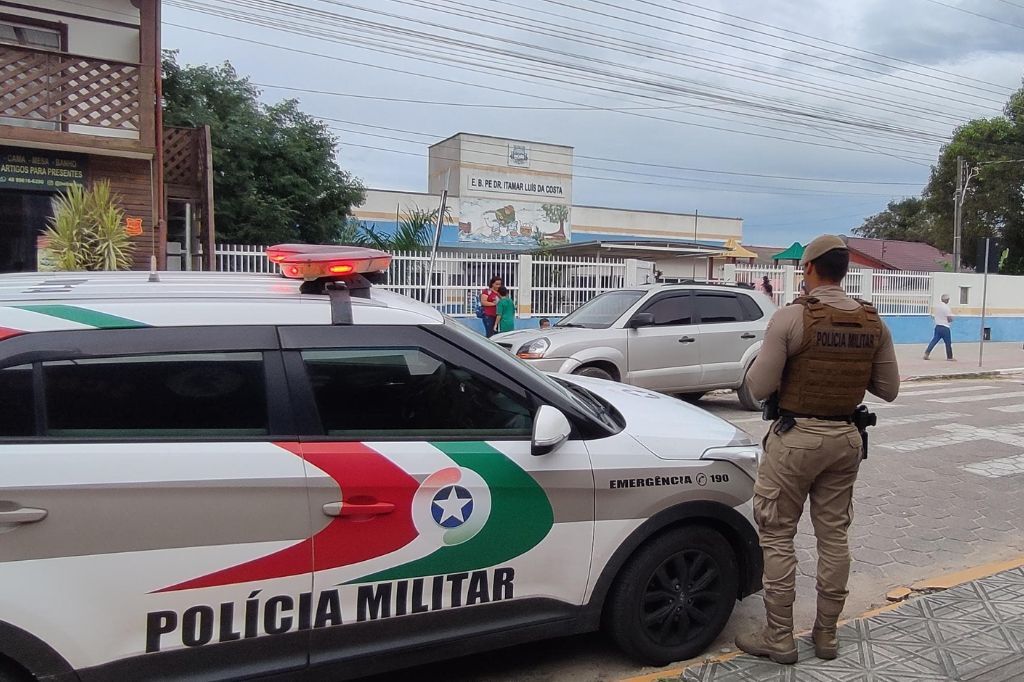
[670,279,756,290]
[268,244,392,324]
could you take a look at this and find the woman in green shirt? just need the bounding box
[495,286,516,334]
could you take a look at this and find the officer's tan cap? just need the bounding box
[800,234,847,266]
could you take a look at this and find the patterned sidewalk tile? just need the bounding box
[682,568,1024,682]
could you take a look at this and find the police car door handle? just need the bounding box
[741,333,757,339]
[0,506,48,524]
[322,501,395,517]
[678,336,696,343]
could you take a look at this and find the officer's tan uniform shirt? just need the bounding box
[747,285,900,403]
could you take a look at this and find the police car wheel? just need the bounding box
[574,365,614,381]
[605,526,738,665]
[737,379,760,411]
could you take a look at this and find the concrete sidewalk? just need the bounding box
[677,562,1024,682]
[897,342,1024,380]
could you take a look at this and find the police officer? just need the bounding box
[736,235,900,664]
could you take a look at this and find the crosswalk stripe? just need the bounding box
[991,403,1024,413]
[898,385,993,397]
[962,453,1024,479]
[930,390,1024,404]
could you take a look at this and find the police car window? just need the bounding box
[695,293,744,324]
[0,365,34,437]
[642,294,693,326]
[41,353,268,437]
[302,348,533,438]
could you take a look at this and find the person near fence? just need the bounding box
[761,275,774,298]
[480,276,502,337]
[924,294,955,361]
[538,318,551,329]
[495,286,516,334]
[735,235,900,665]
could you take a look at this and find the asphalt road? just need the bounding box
[367,376,1024,682]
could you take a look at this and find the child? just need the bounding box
[495,286,516,334]
[538,317,551,329]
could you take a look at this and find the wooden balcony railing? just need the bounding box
[0,45,143,137]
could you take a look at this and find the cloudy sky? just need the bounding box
[162,0,1024,246]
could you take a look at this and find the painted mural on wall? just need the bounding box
[458,198,570,248]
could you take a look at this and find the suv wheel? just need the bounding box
[737,376,760,411]
[605,526,738,665]
[574,365,614,381]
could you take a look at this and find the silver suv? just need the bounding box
[493,284,775,410]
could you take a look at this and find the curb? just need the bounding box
[902,367,1024,382]
[619,554,1024,682]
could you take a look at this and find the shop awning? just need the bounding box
[717,238,758,259]
[772,242,805,261]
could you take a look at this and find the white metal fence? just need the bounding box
[213,244,628,316]
[532,256,626,316]
[215,243,279,274]
[731,264,933,315]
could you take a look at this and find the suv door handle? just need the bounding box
[678,336,696,343]
[741,333,757,339]
[323,501,395,517]
[0,507,48,524]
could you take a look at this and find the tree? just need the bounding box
[853,197,936,243]
[852,79,1024,273]
[162,52,365,245]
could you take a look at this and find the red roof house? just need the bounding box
[842,237,952,272]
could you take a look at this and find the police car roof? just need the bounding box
[0,271,445,331]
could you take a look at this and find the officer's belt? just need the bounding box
[778,409,853,423]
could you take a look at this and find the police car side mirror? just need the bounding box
[626,312,655,329]
[532,405,571,456]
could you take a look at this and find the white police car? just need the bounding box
[0,246,761,681]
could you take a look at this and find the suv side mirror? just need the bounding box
[532,405,572,456]
[626,312,655,329]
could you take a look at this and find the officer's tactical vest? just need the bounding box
[777,296,883,417]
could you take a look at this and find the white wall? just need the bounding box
[571,205,742,242]
[355,189,454,222]
[933,272,1024,315]
[24,1,140,63]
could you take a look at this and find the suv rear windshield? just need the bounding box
[555,290,644,329]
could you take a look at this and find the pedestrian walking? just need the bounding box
[735,235,900,665]
[495,286,516,334]
[761,275,774,299]
[479,276,502,337]
[924,294,955,361]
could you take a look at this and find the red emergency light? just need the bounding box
[267,244,392,282]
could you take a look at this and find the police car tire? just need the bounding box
[605,526,738,666]
[737,378,760,412]
[0,658,29,682]
[574,365,614,381]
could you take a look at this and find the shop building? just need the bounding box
[0,0,213,273]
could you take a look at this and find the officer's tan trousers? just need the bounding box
[753,420,863,608]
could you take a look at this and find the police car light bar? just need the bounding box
[268,244,392,282]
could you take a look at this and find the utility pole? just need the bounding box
[953,155,964,273]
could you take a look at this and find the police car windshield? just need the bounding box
[556,290,645,329]
[441,317,616,427]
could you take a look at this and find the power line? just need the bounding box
[664,0,1010,92]
[317,114,926,186]
[195,0,957,148]
[161,18,937,164]
[919,0,1024,30]
[168,0,950,162]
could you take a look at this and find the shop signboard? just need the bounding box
[0,147,87,191]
